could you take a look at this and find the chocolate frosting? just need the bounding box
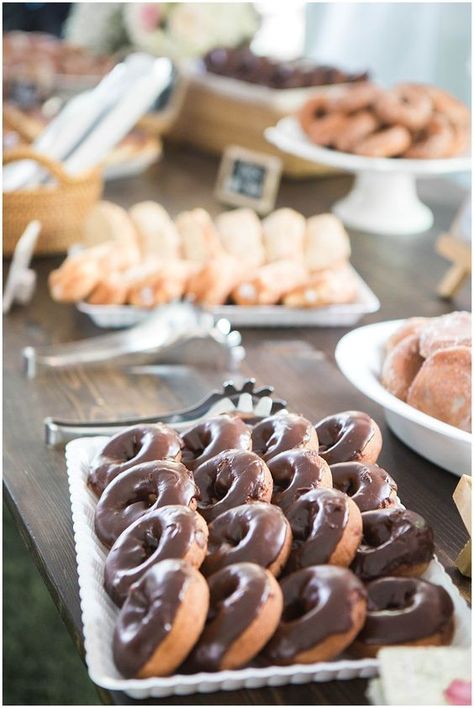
[181,415,251,471]
[315,411,374,465]
[94,460,198,548]
[203,502,290,576]
[104,506,207,606]
[193,449,272,522]
[330,462,397,512]
[113,559,192,677]
[188,562,271,671]
[265,566,366,663]
[285,487,350,571]
[252,413,316,462]
[268,449,331,511]
[88,424,182,497]
[358,577,454,646]
[351,508,434,580]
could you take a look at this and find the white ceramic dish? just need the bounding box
[265,117,471,235]
[335,320,472,477]
[65,392,470,699]
[76,265,380,329]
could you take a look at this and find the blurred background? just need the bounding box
[3,2,471,705]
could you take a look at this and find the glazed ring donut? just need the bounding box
[265,565,367,665]
[113,559,209,678]
[187,562,283,671]
[267,449,332,511]
[88,424,182,497]
[251,412,318,463]
[202,502,292,577]
[351,508,434,580]
[104,505,208,606]
[305,112,349,147]
[374,84,433,131]
[333,110,379,153]
[353,125,412,157]
[352,576,454,658]
[381,333,425,401]
[330,462,398,512]
[331,81,382,113]
[404,114,456,159]
[193,449,273,522]
[425,86,470,130]
[181,415,251,471]
[284,487,362,571]
[315,410,382,466]
[94,460,198,548]
[298,93,334,135]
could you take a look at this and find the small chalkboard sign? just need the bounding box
[215,145,282,215]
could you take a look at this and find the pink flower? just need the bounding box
[444,680,472,705]
[140,4,161,32]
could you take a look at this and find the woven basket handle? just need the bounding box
[3,148,74,185]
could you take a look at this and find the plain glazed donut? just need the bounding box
[352,576,454,658]
[298,93,340,137]
[331,81,382,113]
[330,462,398,512]
[252,412,318,463]
[424,86,470,131]
[333,110,379,153]
[267,449,332,511]
[88,424,182,497]
[315,411,382,466]
[374,84,433,131]
[305,112,349,147]
[351,508,434,581]
[284,487,363,571]
[265,565,367,664]
[202,502,292,577]
[353,125,412,157]
[404,114,456,159]
[181,415,251,471]
[193,449,273,522]
[381,333,425,401]
[113,559,209,678]
[187,562,283,671]
[94,460,198,548]
[104,506,208,606]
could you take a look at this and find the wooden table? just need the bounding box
[4,146,471,705]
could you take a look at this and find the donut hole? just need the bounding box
[288,503,319,541]
[282,596,312,622]
[143,527,162,556]
[363,522,393,547]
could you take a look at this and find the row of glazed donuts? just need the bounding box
[298,81,470,158]
[86,411,455,678]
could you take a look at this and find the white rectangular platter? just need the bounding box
[77,266,380,330]
[65,396,470,699]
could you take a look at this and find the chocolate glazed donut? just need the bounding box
[265,565,367,664]
[315,411,382,465]
[104,506,208,606]
[351,508,434,580]
[330,462,398,512]
[284,487,362,571]
[181,415,251,471]
[187,562,283,671]
[251,413,318,462]
[88,424,182,497]
[94,460,198,548]
[113,559,209,678]
[352,577,454,658]
[268,449,332,511]
[202,503,292,577]
[193,449,273,522]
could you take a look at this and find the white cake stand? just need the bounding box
[265,117,470,236]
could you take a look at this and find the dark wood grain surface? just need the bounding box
[3,145,471,705]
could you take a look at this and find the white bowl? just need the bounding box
[335,320,471,477]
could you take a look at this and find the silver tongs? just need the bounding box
[23,303,244,378]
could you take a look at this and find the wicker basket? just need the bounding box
[3,148,103,256]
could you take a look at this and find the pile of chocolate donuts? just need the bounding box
[87,409,455,679]
[298,81,470,158]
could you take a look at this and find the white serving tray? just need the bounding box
[66,394,470,699]
[335,320,472,477]
[76,266,380,330]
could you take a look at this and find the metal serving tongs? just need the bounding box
[44,378,287,447]
[23,303,244,378]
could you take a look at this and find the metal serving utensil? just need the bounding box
[44,378,287,447]
[23,303,244,378]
